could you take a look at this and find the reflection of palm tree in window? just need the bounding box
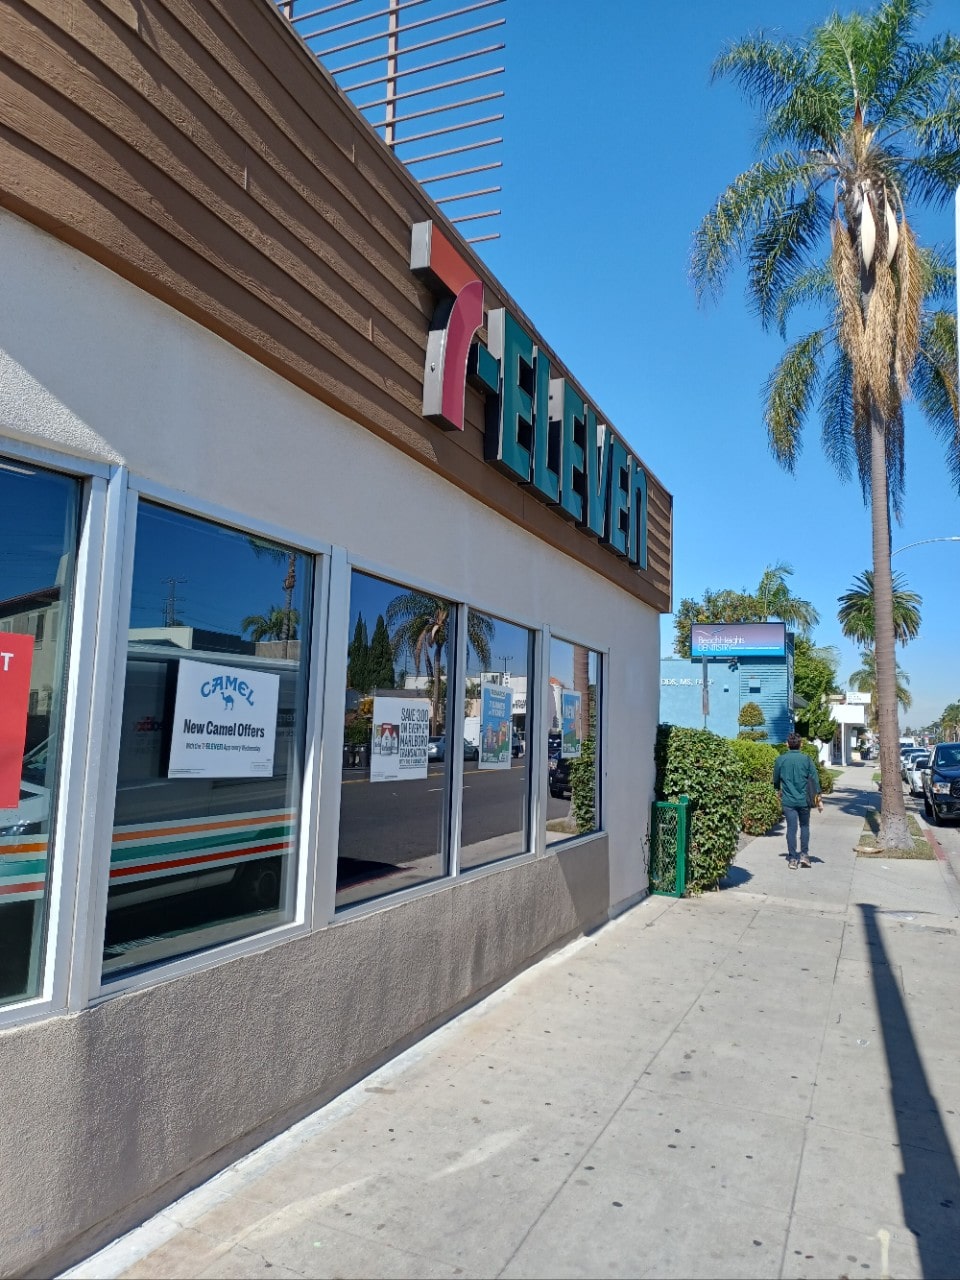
[386,594,492,732]
[247,539,299,658]
[241,605,301,645]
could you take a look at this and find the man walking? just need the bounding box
[773,733,823,869]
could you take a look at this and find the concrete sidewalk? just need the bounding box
[64,764,960,1280]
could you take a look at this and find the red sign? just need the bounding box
[0,633,34,808]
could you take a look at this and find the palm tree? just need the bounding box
[386,593,493,732]
[692,0,960,850]
[241,604,300,644]
[838,569,921,645]
[753,562,820,634]
[248,538,300,659]
[849,648,911,729]
[673,562,817,657]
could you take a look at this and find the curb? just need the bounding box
[922,826,947,862]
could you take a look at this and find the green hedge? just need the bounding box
[655,724,745,893]
[729,738,780,783]
[740,781,782,836]
[569,736,596,834]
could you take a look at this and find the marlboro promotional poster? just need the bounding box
[370,697,430,782]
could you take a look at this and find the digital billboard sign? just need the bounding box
[691,622,786,659]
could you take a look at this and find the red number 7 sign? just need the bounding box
[0,634,35,809]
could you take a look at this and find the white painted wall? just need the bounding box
[0,208,662,910]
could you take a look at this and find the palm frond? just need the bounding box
[748,187,831,328]
[819,349,855,483]
[774,263,834,338]
[711,36,809,115]
[912,309,960,489]
[763,329,826,469]
[898,145,960,206]
[691,154,821,302]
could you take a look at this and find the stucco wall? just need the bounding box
[2,840,609,1278]
[0,211,661,1276]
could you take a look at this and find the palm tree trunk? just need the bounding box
[870,406,911,849]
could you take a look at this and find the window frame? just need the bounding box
[540,628,607,849]
[74,476,332,1006]
[327,553,549,922]
[0,440,112,1030]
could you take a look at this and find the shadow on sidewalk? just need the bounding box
[858,904,960,1277]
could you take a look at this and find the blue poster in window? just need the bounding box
[561,691,582,759]
[479,682,513,770]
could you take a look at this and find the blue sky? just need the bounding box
[462,0,959,730]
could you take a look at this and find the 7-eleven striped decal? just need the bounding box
[109,808,296,884]
[0,809,296,906]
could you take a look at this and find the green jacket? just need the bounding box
[773,748,820,808]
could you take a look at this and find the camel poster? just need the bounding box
[167,658,279,778]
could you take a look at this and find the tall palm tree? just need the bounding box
[849,648,911,728]
[693,0,960,849]
[838,569,921,645]
[386,593,493,732]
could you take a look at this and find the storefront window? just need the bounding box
[337,571,454,909]
[546,638,601,845]
[459,613,533,871]
[103,503,313,977]
[0,459,79,1006]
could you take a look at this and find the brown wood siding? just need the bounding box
[1,0,672,611]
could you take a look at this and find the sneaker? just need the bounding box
[800,856,811,868]
[788,857,799,870]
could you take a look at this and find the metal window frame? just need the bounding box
[0,439,112,1031]
[73,476,332,1007]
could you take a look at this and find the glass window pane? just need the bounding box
[459,612,533,871]
[546,638,601,845]
[103,503,313,978]
[337,571,453,909]
[0,459,80,1006]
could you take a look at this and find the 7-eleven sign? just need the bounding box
[0,634,34,808]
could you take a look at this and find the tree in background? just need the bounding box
[387,593,493,731]
[347,615,370,693]
[850,649,912,727]
[939,701,960,740]
[692,0,960,850]
[838,569,922,645]
[367,614,395,691]
[793,637,840,743]
[673,562,819,658]
[241,604,300,643]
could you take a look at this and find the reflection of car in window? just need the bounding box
[107,644,301,917]
[549,754,572,798]
[427,736,479,762]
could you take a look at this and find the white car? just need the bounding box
[906,751,932,796]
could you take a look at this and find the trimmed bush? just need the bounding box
[655,724,745,894]
[741,782,782,836]
[729,738,780,783]
[737,701,767,738]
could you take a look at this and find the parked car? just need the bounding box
[428,736,479,762]
[906,750,932,796]
[548,753,572,799]
[901,747,928,781]
[922,742,960,825]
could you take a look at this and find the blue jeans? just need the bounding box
[783,805,811,857]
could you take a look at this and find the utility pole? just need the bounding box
[162,577,186,627]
